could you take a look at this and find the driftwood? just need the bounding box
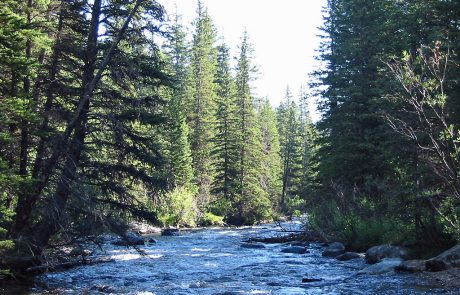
[244,230,326,244]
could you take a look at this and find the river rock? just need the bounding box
[365,245,409,264]
[69,247,92,256]
[358,258,403,275]
[395,259,426,272]
[162,228,180,236]
[290,241,309,247]
[322,242,346,258]
[281,246,308,254]
[426,244,460,271]
[240,243,266,249]
[148,238,157,243]
[112,231,145,246]
[335,252,361,261]
[302,277,322,283]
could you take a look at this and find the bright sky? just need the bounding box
[160,0,326,121]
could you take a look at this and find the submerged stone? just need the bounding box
[335,252,361,261]
[281,246,308,254]
[240,243,266,249]
[358,258,403,275]
[302,277,322,283]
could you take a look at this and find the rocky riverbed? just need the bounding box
[2,221,460,294]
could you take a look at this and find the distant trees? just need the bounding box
[158,5,311,226]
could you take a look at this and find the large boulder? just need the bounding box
[281,246,308,254]
[426,245,460,272]
[358,258,403,275]
[335,252,361,261]
[365,245,409,264]
[322,242,346,258]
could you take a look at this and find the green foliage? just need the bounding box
[284,195,306,217]
[157,187,198,227]
[310,0,460,247]
[309,201,414,251]
[199,212,224,226]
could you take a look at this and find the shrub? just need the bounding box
[199,212,224,226]
[157,186,198,227]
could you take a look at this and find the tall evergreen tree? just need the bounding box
[211,43,239,215]
[230,31,270,224]
[277,87,304,209]
[298,88,318,201]
[188,1,218,207]
[164,13,194,189]
[258,99,283,209]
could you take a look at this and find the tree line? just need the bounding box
[1,0,459,278]
[0,0,315,275]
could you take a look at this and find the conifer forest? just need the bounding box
[0,0,460,288]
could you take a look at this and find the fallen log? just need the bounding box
[24,257,113,275]
[244,230,326,244]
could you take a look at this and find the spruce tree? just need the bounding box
[231,31,270,224]
[277,87,304,209]
[188,1,218,207]
[211,43,240,216]
[164,13,194,189]
[258,99,283,209]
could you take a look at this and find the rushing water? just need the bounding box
[7,221,460,294]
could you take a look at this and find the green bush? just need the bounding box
[308,201,414,251]
[285,195,306,216]
[157,186,198,227]
[199,212,224,226]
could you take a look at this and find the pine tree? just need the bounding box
[211,43,240,215]
[164,13,194,189]
[277,87,304,209]
[3,0,170,265]
[298,88,319,202]
[230,31,270,225]
[258,99,283,209]
[188,1,218,207]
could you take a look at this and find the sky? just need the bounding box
[159,0,327,121]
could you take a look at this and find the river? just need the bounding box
[3,221,459,294]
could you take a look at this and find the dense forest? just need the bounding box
[0,0,459,278]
